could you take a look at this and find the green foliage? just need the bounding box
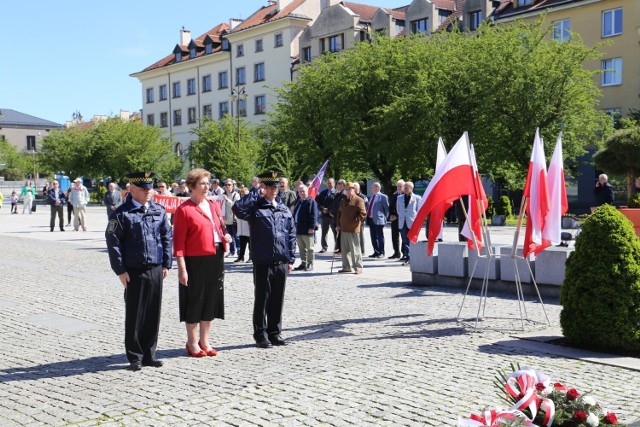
[0,138,30,178]
[560,205,640,352]
[269,18,605,193]
[39,118,182,183]
[495,195,513,218]
[593,126,640,202]
[628,193,640,209]
[486,196,496,217]
[188,116,262,185]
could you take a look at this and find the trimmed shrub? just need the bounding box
[495,195,513,218]
[560,204,640,352]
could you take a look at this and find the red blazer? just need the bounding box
[173,199,227,257]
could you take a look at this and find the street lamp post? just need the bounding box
[230,84,247,149]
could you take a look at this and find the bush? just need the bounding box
[628,193,640,208]
[560,204,640,352]
[0,168,25,181]
[495,195,513,218]
[486,196,496,217]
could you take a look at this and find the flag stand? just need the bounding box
[455,196,550,330]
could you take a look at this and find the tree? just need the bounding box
[593,125,640,202]
[39,118,182,183]
[188,116,262,185]
[0,137,30,179]
[269,18,606,193]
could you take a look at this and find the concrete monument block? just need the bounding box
[499,246,534,283]
[437,242,468,277]
[410,241,437,274]
[535,246,574,286]
[468,244,508,280]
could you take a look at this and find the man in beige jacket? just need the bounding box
[336,182,366,274]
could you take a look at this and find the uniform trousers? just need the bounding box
[253,263,288,341]
[390,219,400,256]
[296,234,314,266]
[50,205,64,230]
[319,216,335,250]
[124,265,163,364]
[340,232,363,271]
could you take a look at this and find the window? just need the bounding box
[160,112,168,128]
[328,34,343,52]
[146,87,154,103]
[438,9,451,25]
[303,47,312,63]
[256,39,263,52]
[218,71,228,89]
[173,81,181,98]
[255,95,266,115]
[187,107,197,124]
[203,104,212,119]
[238,99,247,117]
[187,78,196,95]
[517,0,532,6]
[602,8,622,37]
[173,109,182,126]
[222,39,230,50]
[411,18,429,34]
[26,135,36,151]
[274,33,283,47]
[601,58,622,86]
[147,114,155,126]
[205,42,213,54]
[236,67,246,85]
[202,75,211,92]
[219,102,229,119]
[469,11,482,31]
[320,38,325,53]
[176,52,182,62]
[189,47,196,59]
[254,63,265,82]
[552,19,571,42]
[237,43,244,57]
[159,84,168,101]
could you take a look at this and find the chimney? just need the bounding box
[230,18,243,29]
[180,27,191,46]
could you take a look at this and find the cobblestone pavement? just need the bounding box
[0,207,638,426]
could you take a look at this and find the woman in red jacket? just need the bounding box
[174,168,231,357]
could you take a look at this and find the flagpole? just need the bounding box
[511,196,527,258]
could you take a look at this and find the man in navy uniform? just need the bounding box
[106,172,173,371]
[233,170,296,348]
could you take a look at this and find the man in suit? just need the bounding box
[47,180,67,232]
[330,179,346,253]
[388,179,405,259]
[315,178,336,253]
[293,184,318,271]
[397,181,422,266]
[104,182,124,218]
[366,182,389,258]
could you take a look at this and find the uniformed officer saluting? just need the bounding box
[232,170,296,348]
[106,172,173,371]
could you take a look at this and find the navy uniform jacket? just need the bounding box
[232,193,296,265]
[106,198,173,275]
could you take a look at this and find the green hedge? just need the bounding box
[560,205,640,352]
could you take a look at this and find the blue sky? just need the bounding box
[2,0,409,125]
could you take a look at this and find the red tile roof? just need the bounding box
[343,2,380,22]
[437,10,461,31]
[384,6,407,20]
[232,0,308,32]
[432,0,456,11]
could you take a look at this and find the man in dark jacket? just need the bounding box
[594,173,615,206]
[330,179,346,253]
[315,178,336,253]
[104,182,123,218]
[278,177,298,212]
[293,184,318,271]
[232,170,297,349]
[47,180,67,232]
[387,180,405,259]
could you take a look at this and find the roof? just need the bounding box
[343,2,381,22]
[437,10,461,31]
[232,0,309,32]
[492,0,583,19]
[384,6,408,20]
[136,23,229,74]
[0,109,62,128]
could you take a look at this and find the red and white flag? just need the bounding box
[523,128,551,258]
[408,132,476,255]
[461,144,488,252]
[542,133,568,245]
[308,159,329,200]
[418,138,449,242]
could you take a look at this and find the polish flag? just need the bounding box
[419,138,449,243]
[542,134,568,245]
[523,129,551,258]
[308,159,329,200]
[461,144,488,252]
[408,132,475,255]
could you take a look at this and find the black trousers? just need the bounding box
[50,205,64,230]
[390,219,400,255]
[252,263,288,341]
[238,236,250,260]
[320,216,335,250]
[67,204,73,224]
[124,265,163,363]
[331,220,340,251]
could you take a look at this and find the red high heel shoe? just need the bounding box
[198,341,218,357]
[185,343,206,357]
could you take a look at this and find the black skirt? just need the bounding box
[179,250,225,323]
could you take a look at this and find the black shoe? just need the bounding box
[128,362,142,371]
[399,256,408,262]
[256,337,273,349]
[305,264,313,271]
[293,264,306,271]
[374,254,384,258]
[269,335,287,346]
[142,359,163,368]
[319,248,327,253]
[388,253,401,259]
[367,253,377,258]
[50,229,54,232]
[233,257,244,263]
